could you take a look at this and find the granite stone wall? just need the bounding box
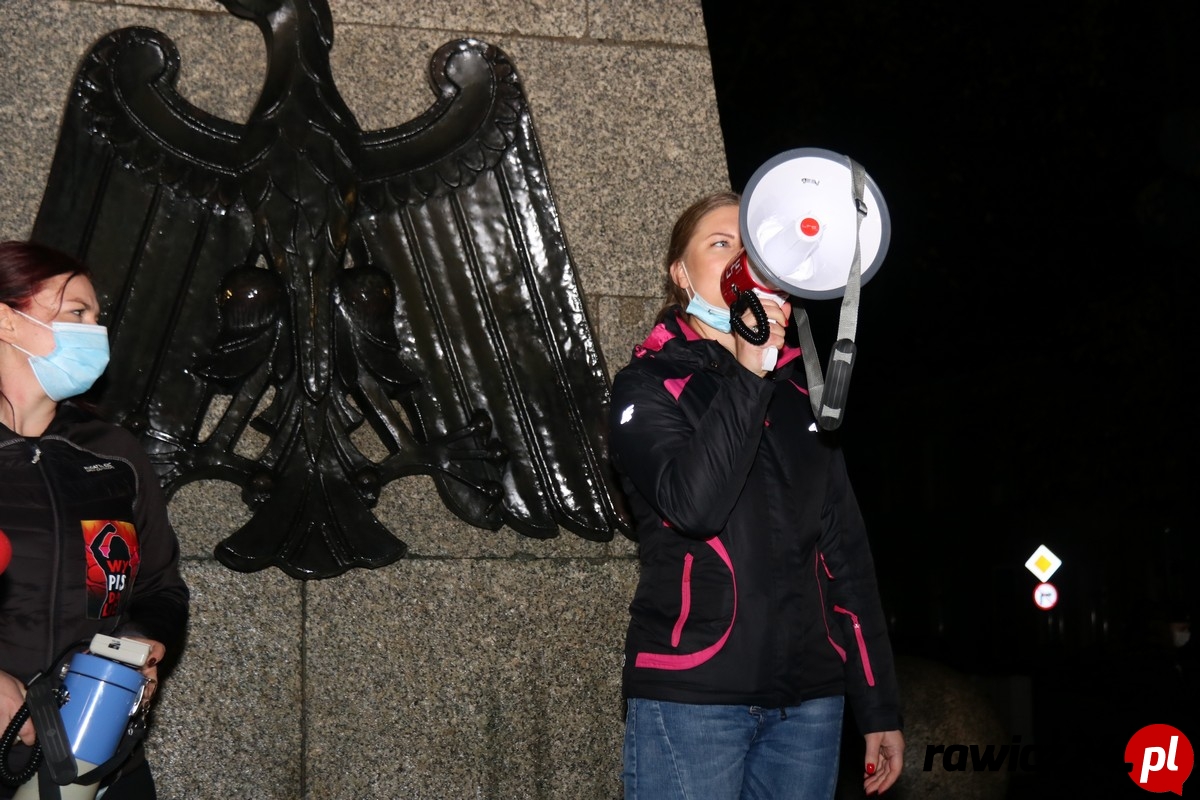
[0,1,727,797]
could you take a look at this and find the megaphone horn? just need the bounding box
[723,147,892,430]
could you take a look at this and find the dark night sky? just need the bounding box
[700,0,1200,676]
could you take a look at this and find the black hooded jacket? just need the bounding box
[0,402,188,682]
[609,311,901,734]
[0,403,188,794]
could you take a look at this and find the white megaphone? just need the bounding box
[720,147,891,430]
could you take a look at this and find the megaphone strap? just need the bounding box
[797,158,867,431]
[25,676,76,785]
[838,159,866,345]
[795,306,825,407]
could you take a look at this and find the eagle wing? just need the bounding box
[31,24,260,482]
[353,40,626,540]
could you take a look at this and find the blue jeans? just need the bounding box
[622,696,844,800]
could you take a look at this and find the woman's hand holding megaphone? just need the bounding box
[121,637,167,708]
[0,670,34,747]
[733,294,790,378]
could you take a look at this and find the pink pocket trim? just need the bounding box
[635,538,736,670]
[670,553,694,647]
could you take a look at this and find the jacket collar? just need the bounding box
[635,307,803,372]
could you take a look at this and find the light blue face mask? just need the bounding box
[680,263,732,333]
[12,310,110,401]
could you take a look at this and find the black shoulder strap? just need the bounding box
[24,677,74,785]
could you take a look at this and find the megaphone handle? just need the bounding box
[25,679,75,785]
[818,339,857,429]
[729,290,771,346]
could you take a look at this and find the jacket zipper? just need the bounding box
[671,553,694,647]
[833,605,876,687]
[33,441,62,670]
[815,552,846,662]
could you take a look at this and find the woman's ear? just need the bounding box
[0,304,19,345]
[670,261,689,291]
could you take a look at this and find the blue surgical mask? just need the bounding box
[680,263,732,333]
[12,310,110,401]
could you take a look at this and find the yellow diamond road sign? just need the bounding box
[1025,544,1062,582]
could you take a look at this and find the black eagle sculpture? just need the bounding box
[30,0,627,579]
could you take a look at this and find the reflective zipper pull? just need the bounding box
[31,444,41,464]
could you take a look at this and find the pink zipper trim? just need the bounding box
[670,553,694,647]
[635,538,736,670]
[815,552,846,662]
[833,605,876,686]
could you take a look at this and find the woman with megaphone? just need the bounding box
[0,241,188,800]
[609,192,904,799]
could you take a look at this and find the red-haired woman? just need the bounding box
[0,240,188,800]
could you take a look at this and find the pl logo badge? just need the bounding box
[1126,724,1193,795]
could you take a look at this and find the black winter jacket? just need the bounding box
[609,311,901,734]
[0,403,189,682]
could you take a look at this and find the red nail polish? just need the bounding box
[866,763,876,775]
